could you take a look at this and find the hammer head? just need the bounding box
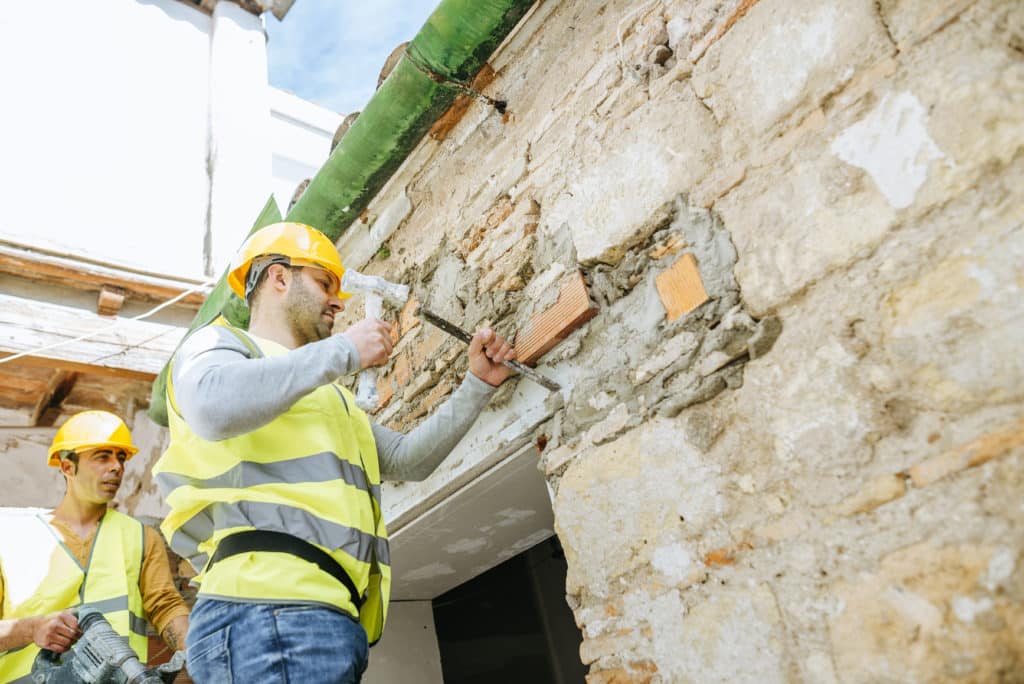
[341,270,410,307]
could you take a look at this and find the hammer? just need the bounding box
[340,271,561,408]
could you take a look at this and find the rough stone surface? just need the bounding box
[127,0,1024,680]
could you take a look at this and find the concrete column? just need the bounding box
[206,0,271,277]
[364,601,443,683]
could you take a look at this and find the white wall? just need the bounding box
[0,0,212,279]
[269,87,341,215]
[0,0,335,284]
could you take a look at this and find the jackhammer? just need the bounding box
[31,607,185,684]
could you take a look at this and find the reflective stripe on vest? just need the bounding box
[153,321,391,643]
[0,510,148,682]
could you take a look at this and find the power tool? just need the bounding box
[31,607,185,684]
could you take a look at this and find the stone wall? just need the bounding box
[337,0,1024,681]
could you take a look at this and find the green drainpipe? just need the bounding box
[149,0,536,426]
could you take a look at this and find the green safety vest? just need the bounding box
[0,509,148,683]
[153,320,390,644]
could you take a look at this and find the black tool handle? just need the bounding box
[416,307,562,392]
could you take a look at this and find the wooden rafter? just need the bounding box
[32,371,79,427]
[0,243,208,309]
[0,294,185,378]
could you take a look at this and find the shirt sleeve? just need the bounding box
[139,527,190,635]
[374,373,497,482]
[171,325,361,441]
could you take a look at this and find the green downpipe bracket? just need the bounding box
[148,0,536,425]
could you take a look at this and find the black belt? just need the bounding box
[207,530,365,609]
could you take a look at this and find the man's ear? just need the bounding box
[59,457,77,478]
[266,263,292,294]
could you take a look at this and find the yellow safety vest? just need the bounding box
[0,509,148,683]
[153,320,390,644]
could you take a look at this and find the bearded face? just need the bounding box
[285,267,339,344]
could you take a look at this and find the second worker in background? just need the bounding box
[152,222,517,684]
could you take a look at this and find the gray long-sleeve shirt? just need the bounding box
[170,325,496,482]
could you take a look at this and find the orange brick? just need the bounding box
[460,196,515,255]
[399,296,421,336]
[655,253,709,321]
[410,325,447,370]
[392,351,411,388]
[515,270,599,365]
[704,548,736,566]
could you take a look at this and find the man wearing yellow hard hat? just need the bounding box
[0,411,190,682]
[152,222,517,683]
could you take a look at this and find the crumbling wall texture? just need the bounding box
[345,0,1024,681]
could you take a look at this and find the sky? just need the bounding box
[265,0,440,115]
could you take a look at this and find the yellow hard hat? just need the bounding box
[48,411,139,467]
[227,222,350,300]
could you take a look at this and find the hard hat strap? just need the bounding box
[244,254,292,301]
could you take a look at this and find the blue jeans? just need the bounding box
[186,597,369,684]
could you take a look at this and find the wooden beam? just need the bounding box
[97,287,127,316]
[0,355,156,382]
[0,294,185,378]
[32,371,79,427]
[0,243,208,309]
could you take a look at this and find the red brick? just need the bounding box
[655,253,709,321]
[515,270,599,365]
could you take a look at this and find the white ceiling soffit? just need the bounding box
[388,443,555,601]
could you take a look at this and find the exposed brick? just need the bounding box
[515,270,599,365]
[909,417,1024,488]
[429,63,496,142]
[704,548,738,566]
[655,253,709,321]
[399,296,421,336]
[410,325,448,371]
[460,196,515,256]
[834,474,908,516]
[409,379,454,420]
[392,352,411,388]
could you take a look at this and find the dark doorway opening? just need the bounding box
[432,536,587,684]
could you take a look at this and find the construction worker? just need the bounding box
[152,222,516,683]
[0,411,190,683]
